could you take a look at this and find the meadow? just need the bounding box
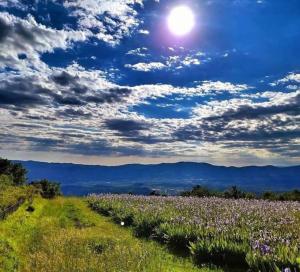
[0,196,216,272]
[88,194,300,271]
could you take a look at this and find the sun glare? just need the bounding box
[167,6,195,36]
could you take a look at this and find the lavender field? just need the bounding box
[88,195,300,271]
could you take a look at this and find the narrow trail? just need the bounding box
[0,197,217,272]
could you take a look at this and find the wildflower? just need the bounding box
[120,221,125,226]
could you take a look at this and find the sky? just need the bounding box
[0,0,299,166]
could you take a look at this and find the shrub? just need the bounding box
[262,191,277,200]
[263,190,300,201]
[182,185,259,200]
[224,186,246,199]
[30,179,61,199]
[181,185,214,197]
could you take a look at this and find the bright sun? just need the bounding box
[167,6,195,36]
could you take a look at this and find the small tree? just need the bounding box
[10,163,27,185]
[30,179,61,199]
[224,186,245,199]
[0,158,27,185]
[262,191,277,201]
[149,190,161,196]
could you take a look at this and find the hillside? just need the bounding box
[16,160,300,195]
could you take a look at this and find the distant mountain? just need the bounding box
[15,160,300,196]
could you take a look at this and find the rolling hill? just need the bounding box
[15,161,300,195]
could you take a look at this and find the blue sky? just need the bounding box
[0,0,299,166]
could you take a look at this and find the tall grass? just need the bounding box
[0,197,212,272]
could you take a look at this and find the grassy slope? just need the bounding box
[0,186,32,215]
[0,197,219,272]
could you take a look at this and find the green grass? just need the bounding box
[0,186,33,217]
[0,197,220,272]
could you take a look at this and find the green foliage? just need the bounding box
[181,185,217,198]
[149,190,167,196]
[263,190,300,201]
[0,158,27,186]
[224,186,246,199]
[262,191,277,200]
[244,192,256,199]
[150,190,162,196]
[182,185,299,201]
[0,175,13,189]
[0,238,19,271]
[181,185,248,199]
[30,179,61,199]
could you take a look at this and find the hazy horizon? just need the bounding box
[7,155,300,168]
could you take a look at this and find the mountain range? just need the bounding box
[14,161,300,196]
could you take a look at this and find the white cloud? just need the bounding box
[125,62,166,72]
[278,73,300,83]
[64,0,145,46]
[196,81,250,93]
[126,47,148,57]
[126,81,251,106]
[192,90,300,119]
[0,0,150,46]
[271,73,300,86]
[138,29,150,35]
[0,0,26,9]
[125,54,204,72]
[0,12,87,71]
[181,56,201,66]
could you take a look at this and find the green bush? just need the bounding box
[263,190,300,201]
[181,185,214,197]
[30,179,61,199]
[182,185,299,201]
[224,186,246,199]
